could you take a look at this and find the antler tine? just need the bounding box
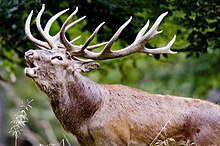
[136,12,177,54]
[43,8,69,48]
[70,36,81,44]
[60,7,86,52]
[44,9,84,48]
[36,4,57,48]
[44,8,69,36]
[135,20,150,40]
[61,15,86,51]
[69,21,108,53]
[78,22,105,53]
[65,16,86,31]
[142,12,168,41]
[142,35,177,54]
[58,16,86,44]
[101,17,132,55]
[25,10,50,49]
[87,42,108,50]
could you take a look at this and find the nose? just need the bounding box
[25,50,34,58]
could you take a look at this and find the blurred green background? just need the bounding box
[0,0,219,145]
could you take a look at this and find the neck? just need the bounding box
[45,72,103,133]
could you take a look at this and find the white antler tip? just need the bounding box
[164,11,168,15]
[159,11,168,19]
[168,35,177,54]
[64,8,70,12]
[172,35,176,42]
[42,4,45,9]
[167,35,176,46]
[75,7,79,12]
[101,22,105,25]
[157,30,163,34]
[171,51,177,54]
[124,16,132,25]
[169,50,177,54]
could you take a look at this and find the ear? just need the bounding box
[80,62,100,72]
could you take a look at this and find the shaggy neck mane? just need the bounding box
[44,72,103,133]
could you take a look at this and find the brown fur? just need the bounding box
[24,49,220,145]
[48,74,220,145]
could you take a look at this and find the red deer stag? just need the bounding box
[24,4,220,146]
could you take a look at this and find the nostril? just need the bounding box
[25,51,34,58]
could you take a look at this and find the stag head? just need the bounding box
[25,49,98,79]
[24,4,176,85]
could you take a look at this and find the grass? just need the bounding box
[39,134,71,146]
[8,99,72,146]
[9,99,34,146]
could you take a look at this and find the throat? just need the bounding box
[67,72,103,119]
[46,72,103,132]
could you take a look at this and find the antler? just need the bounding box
[25,4,176,59]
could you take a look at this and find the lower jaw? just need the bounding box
[24,68,37,78]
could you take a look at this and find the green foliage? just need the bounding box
[0,0,40,81]
[165,0,220,56]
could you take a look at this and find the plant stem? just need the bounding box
[15,137,17,146]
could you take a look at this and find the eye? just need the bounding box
[57,56,63,60]
[51,56,63,60]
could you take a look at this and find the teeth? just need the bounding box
[26,59,36,68]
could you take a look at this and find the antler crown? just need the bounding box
[25,4,176,60]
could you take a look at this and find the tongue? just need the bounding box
[27,60,35,68]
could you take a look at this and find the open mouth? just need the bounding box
[26,59,37,68]
[25,59,38,78]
